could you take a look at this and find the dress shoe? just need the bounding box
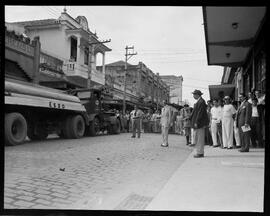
[227,147,233,149]
[131,136,135,138]
[236,146,241,149]
[161,144,168,147]
[189,144,195,147]
[239,149,249,152]
[193,154,204,158]
[213,145,219,147]
[223,147,227,149]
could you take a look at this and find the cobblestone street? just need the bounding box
[4,133,192,210]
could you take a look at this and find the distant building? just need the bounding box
[97,61,170,110]
[5,8,111,89]
[160,75,183,105]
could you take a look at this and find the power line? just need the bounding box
[49,6,62,14]
[41,6,59,18]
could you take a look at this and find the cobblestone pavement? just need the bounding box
[4,133,192,210]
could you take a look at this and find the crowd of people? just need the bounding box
[206,90,265,151]
[110,88,265,157]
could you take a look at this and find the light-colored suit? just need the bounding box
[130,109,144,138]
[160,105,172,145]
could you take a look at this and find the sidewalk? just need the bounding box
[146,145,265,212]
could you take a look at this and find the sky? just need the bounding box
[5,6,224,105]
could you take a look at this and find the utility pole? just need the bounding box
[88,39,111,89]
[123,46,137,114]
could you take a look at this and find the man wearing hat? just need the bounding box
[236,93,252,152]
[190,89,209,158]
[222,96,236,149]
[160,99,173,147]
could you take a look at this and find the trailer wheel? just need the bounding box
[69,115,85,139]
[89,117,100,136]
[27,123,48,141]
[5,113,27,146]
[112,119,121,134]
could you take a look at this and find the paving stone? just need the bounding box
[35,194,53,200]
[4,197,14,203]
[52,198,73,204]
[51,192,67,199]
[17,195,35,202]
[4,203,15,208]
[35,189,51,195]
[16,185,34,191]
[13,200,34,208]
[31,204,53,209]
[51,188,69,194]
[35,198,52,205]
[4,191,17,197]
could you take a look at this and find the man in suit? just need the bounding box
[130,105,144,138]
[236,93,252,152]
[250,97,264,148]
[160,100,173,147]
[190,89,209,158]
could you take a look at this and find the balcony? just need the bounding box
[63,60,105,85]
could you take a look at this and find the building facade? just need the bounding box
[160,75,183,105]
[6,8,111,89]
[97,61,170,111]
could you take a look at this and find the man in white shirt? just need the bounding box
[160,100,173,147]
[222,96,236,149]
[130,105,144,138]
[210,99,223,147]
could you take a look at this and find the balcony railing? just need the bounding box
[40,52,64,75]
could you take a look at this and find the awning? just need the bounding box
[203,7,266,67]
[208,84,235,100]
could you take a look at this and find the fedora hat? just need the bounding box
[192,89,203,95]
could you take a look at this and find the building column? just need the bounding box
[102,52,106,74]
[77,36,81,65]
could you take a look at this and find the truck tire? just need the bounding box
[112,119,121,134]
[27,123,48,141]
[88,117,100,136]
[68,115,85,139]
[5,112,27,146]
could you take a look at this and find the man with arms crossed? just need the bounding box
[190,90,209,158]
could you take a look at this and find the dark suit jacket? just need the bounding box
[256,104,264,121]
[236,100,252,127]
[190,97,209,129]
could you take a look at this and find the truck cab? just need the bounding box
[67,87,121,136]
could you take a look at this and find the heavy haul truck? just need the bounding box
[5,78,121,146]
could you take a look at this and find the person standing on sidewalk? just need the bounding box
[130,105,144,138]
[210,99,223,147]
[182,104,192,145]
[232,101,241,148]
[236,93,252,152]
[222,96,236,149]
[190,89,209,158]
[255,90,265,147]
[250,98,263,148]
[160,100,173,147]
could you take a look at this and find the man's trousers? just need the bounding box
[194,127,205,155]
[161,126,169,145]
[239,126,251,151]
[132,119,141,137]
